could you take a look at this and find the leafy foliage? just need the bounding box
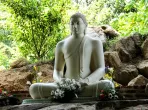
[110,0,148,36]
[1,0,70,61]
[72,0,116,25]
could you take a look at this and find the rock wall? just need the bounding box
[0,60,54,91]
[105,33,148,86]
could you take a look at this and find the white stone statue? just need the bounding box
[29,13,114,99]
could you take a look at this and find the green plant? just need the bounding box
[110,0,148,36]
[0,51,9,68]
[104,66,119,87]
[32,65,42,83]
[1,0,71,61]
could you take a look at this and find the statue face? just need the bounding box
[70,17,86,36]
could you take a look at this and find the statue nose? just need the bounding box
[74,23,77,28]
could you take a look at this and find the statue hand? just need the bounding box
[54,78,65,83]
[60,78,66,81]
[79,78,88,90]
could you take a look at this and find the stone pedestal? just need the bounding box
[22,97,98,104]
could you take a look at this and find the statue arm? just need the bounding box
[85,39,105,84]
[53,41,65,81]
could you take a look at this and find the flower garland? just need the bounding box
[51,78,81,102]
[99,89,118,100]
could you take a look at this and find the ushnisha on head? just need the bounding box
[70,13,88,36]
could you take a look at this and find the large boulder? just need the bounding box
[137,60,148,78]
[111,34,142,62]
[0,69,33,91]
[0,62,54,91]
[128,75,148,86]
[142,38,148,59]
[91,25,120,39]
[111,41,131,62]
[10,58,30,69]
[87,25,119,43]
[36,63,54,83]
[104,51,122,69]
[86,27,106,43]
[100,25,120,39]
[113,65,139,85]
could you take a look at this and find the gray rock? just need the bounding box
[128,75,148,86]
[87,25,119,44]
[111,39,131,62]
[39,103,96,110]
[86,27,107,43]
[10,58,29,69]
[137,60,148,78]
[142,38,148,59]
[145,83,148,96]
[0,63,54,91]
[104,51,122,69]
[2,99,148,110]
[113,65,138,85]
[111,34,142,63]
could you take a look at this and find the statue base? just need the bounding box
[22,99,52,104]
[22,97,98,104]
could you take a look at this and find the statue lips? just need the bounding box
[73,28,79,34]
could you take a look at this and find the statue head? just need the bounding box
[70,13,87,36]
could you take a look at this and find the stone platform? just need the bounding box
[22,97,98,104]
[1,99,148,110]
[1,86,147,109]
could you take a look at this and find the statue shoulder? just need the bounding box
[56,40,65,52]
[56,40,64,48]
[86,35,102,45]
[56,37,70,51]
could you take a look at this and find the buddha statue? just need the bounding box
[29,13,114,99]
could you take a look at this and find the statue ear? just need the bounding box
[84,26,87,35]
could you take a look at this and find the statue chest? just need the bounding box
[63,38,93,73]
[63,38,92,60]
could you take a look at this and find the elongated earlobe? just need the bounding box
[84,27,87,35]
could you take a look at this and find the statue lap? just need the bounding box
[29,80,114,99]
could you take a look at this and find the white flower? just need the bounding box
[54,92,58,96]
[111,89,116,94]
[108,68,114,73]
[26,81,32,85]
[66,78,71,83]
[108,93,113,99]
[72,86,76,90]
[37,72,42,76]
[51,90,55,95]
[51,78,82,100]
[72,79,76,84]
[114,95,118,99]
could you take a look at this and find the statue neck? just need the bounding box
[72,33,85,39]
